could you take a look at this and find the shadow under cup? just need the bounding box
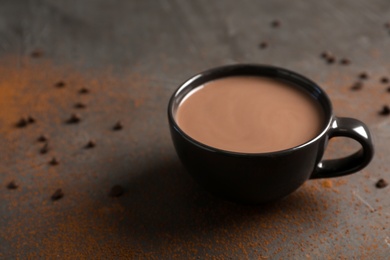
[168,64,374,204]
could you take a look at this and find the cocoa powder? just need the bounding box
[0,54,387,259]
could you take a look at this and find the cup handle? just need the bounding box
[310,117,374,179]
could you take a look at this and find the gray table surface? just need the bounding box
[0,0,389,258]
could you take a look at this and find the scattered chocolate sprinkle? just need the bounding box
[113,121,123,131]
[30,49,44,58]
[15,117,28,128]
[27,116,36,124]
[271,20,281,28]
[321,51,331,59]
[386,86,390,93]
[109,185,124,197]
[326,56,336,64]
[79,87,90,94]
[49,157,59,166]
[66,113,81,124]
[6,181,18,190]
[51,189,64,201]
[378,105,390,116]
[380,77,389,84]
[359,72,369,80]
[37,135,48,142]
[85,140,96,149]
[259,41,268,49]
[40,143,49,154]
[74,102,86,109]
[340,58,350,65]
[350,82,363,91]
[375,179,388,188]
[55,81,65,88]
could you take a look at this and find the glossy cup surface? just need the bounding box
[168,64,374,204]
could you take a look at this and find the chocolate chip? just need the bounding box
[271,20,281,28]
[16,117,28,128]
[321,51,331,59]
[51,189,64,200]
[66,113,81,124]
[55,81,65,88]
[375,179,388,188]
[326,56,336,64]
[259,41,268,49]
[79,87,90,94]
[37,135,48,142]
[27,116,36,124]
[379,105,390,116]
[85,140,96,149]
[74,102,86,109]
[6,181,18,190]
[380,77,389,84]
[359,72,369,80]
[49,157,59,166]
[340,58,350,65]
[40,143,49,154]
[113,121,123,130]
[109,185,124,197]
[351,82,363,91]
[31,49,44,58]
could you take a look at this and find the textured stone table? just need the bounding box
[0,0,389,258]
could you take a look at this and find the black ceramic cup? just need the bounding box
[168,64,374,204]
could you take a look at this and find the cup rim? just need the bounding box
[168,63,333,157]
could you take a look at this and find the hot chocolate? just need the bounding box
[175,76,324,153]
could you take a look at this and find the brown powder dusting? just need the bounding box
[0,55,154,258]
[321,180,333,189]
[0,55,386,259]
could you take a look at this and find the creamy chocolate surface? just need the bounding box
[176,76,324,153]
